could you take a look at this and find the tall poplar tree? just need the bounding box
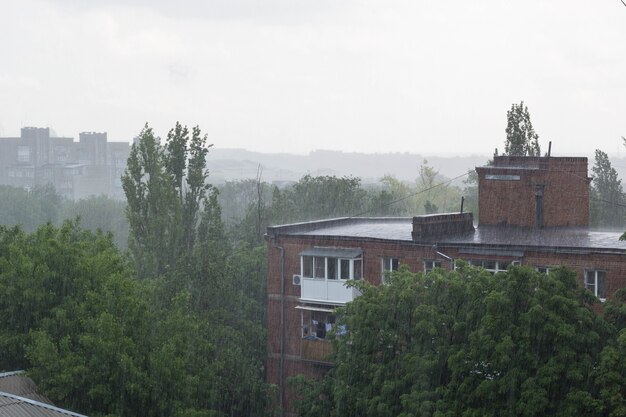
[122,122,212,279]
[592,149,625,228]
[504,101,541,156]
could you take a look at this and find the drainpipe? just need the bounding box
[433,244,454,269]
[271,238,286,415]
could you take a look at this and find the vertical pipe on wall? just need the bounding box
[272,240,285,416]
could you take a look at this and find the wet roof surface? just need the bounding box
[271,217,626,252]
[0,393,87,417]
[0,372,52,404]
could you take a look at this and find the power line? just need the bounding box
[351,158,626,219]
[350,170,474,217]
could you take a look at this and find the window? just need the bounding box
[466,259,519,274]
[381,256,399,283]
[340,259,350,280]
[353,259,362,279]
[300,249,363,280]
[327,258,337,280]
[536,266,550,274]
[301,311,336,340]
[424,260,442,273]
[585,270,606,301]
[17,146,30,162]
[314,256,325,278]
[302,256,313,277]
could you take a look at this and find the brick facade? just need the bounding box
[477,156,590,227]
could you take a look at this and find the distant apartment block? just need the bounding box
[0,127,129,200]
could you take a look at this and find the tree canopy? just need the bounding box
[292,265,626,417]
[591,149,625,229]
[504,101,541,157]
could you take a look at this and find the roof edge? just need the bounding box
[0,391,87,417]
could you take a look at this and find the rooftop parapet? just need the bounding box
[412,212,474,241]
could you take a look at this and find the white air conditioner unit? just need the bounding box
[292,274,302,286]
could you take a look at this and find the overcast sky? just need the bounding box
[1,0,625,156]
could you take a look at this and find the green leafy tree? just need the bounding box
[289,174,367,220]
[122,123,272,416]
[591,149,625,229]
[62,195,129,249]
[122,123,212,279]
[0,184,62,231]
[0,220,150,417]
[462,169,480,217]
[504,101,541,156]
[293,265,620,417]
[362,175,413,217]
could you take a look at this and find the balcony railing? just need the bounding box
[300,278,361,304]
[300,337,333,364]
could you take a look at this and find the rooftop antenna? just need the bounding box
[460,196,465,214]
[547,141,552,157]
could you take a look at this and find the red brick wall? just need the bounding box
[477,157,590,227]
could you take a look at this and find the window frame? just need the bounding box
[17,146,30,162]
[423,259,442,273]
[381,256,400,283]
[301,255,363,281]
[465,259,520,274]
[584,269,606,302]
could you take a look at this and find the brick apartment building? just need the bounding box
[0,127,129,199]
[265,155,626,415]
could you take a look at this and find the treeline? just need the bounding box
[0,163,473,251]
[220,160,474,245]
[0,185,128,249]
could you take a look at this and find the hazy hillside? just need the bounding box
[207,149,626,187]
[207,149,491,185]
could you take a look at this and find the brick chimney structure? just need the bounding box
[476,156,591,228]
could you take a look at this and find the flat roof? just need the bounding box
[267,217,626,254]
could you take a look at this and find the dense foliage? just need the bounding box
[0,185,129,249]
[0,218,270,417]
[292,265,626,417]
[504,101,541,157]
[0,184,62,232]
[590,149,626,230]
[0,123,272,417]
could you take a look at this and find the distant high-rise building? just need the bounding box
[0,127,130,200]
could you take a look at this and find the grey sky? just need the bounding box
[1,0,625,156]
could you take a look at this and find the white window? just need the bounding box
[424,260,442,273]
[585,270,606,302]
[536,266,551,274]
[17,146,30,162]
[381,256,399,283]
[301,255,362,281]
